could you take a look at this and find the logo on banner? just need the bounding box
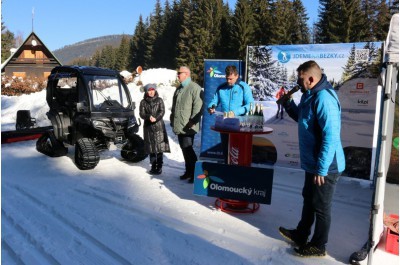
[206,67,225,78]
[197,170,224,189]
[278,51,291,63]
[350,81,369,94]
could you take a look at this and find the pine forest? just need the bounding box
[2,0,398,85]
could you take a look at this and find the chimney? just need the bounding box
[10,48,17,56]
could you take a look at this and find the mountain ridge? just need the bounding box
[52,34,131,65]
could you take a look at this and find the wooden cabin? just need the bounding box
[1,32,61,79]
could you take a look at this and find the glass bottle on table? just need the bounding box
[249,103,254,131]
[259,104,264,130]
[243,108,250,131]
[254,103,260,131]
[253,104,258,130]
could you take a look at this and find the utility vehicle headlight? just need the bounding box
[93,120,108,127]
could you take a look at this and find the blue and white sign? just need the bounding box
[193,161,273,204]
[200,59,245,161]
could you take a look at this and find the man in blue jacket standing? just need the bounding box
[207,65,254,163]
[278,60,345,257]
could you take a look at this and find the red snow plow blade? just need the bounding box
[1,126,53,144]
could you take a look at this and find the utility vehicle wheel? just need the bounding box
[75,138,100,170]
[121,134,147,162]
[36,131,68,157]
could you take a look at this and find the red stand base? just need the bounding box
[215,198,260,213]
[386,214,399,255]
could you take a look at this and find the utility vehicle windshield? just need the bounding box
[89,76,130,110]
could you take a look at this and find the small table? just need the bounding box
[211,126,273,213]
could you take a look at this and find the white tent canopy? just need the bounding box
[368,13,399,265]
[385,14,399,64]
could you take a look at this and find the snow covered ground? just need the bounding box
[1,69,398,264]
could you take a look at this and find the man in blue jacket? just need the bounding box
[207,65,254,163]
[278,60,345,257]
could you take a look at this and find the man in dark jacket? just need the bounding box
[170,66,203,183]
[278,61,345,257]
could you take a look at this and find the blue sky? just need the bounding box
[2,0,318,51]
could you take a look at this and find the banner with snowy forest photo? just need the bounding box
[246,42,383,180]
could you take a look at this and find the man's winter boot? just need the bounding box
[278,227,307,247]
[179,172,190,180]
[294,243,326,257]
[349,241,369,265]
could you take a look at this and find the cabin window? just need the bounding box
[13,72,26,78]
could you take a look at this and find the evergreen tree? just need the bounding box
[1,22,15,63]
[373,0,391,41]
[251,0,273,45]
[311,22,318,43]
[231,0,256,59]
[341,42,381,82]
[291,0,311,44]
[71,57,91,66]
[90,49,102,67]
[315,0,342,43]
[363,41,381,78]
[129,15,147,71]
[389,0,399,14]
[360,0,377,41]
[247,46,279,100]
[188,0,224,84]
[176,0,195,71]
[316,0,380,43]
[98,45,116,69]
[157,0,180,69]
[144,1,164,69]
[143,17,154,69]
[341,43,357,82]
[289,69,297,83]
[347,0,366,42]
[270,0,294,44]
[215,2,234,59]
[114,35,131,71]
[151,0,167,68]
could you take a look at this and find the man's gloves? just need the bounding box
[208,105,216,114]
[185,120,195,129]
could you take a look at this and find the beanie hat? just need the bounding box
[143,83,157,92]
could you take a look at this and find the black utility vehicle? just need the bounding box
[37,65,147,169]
